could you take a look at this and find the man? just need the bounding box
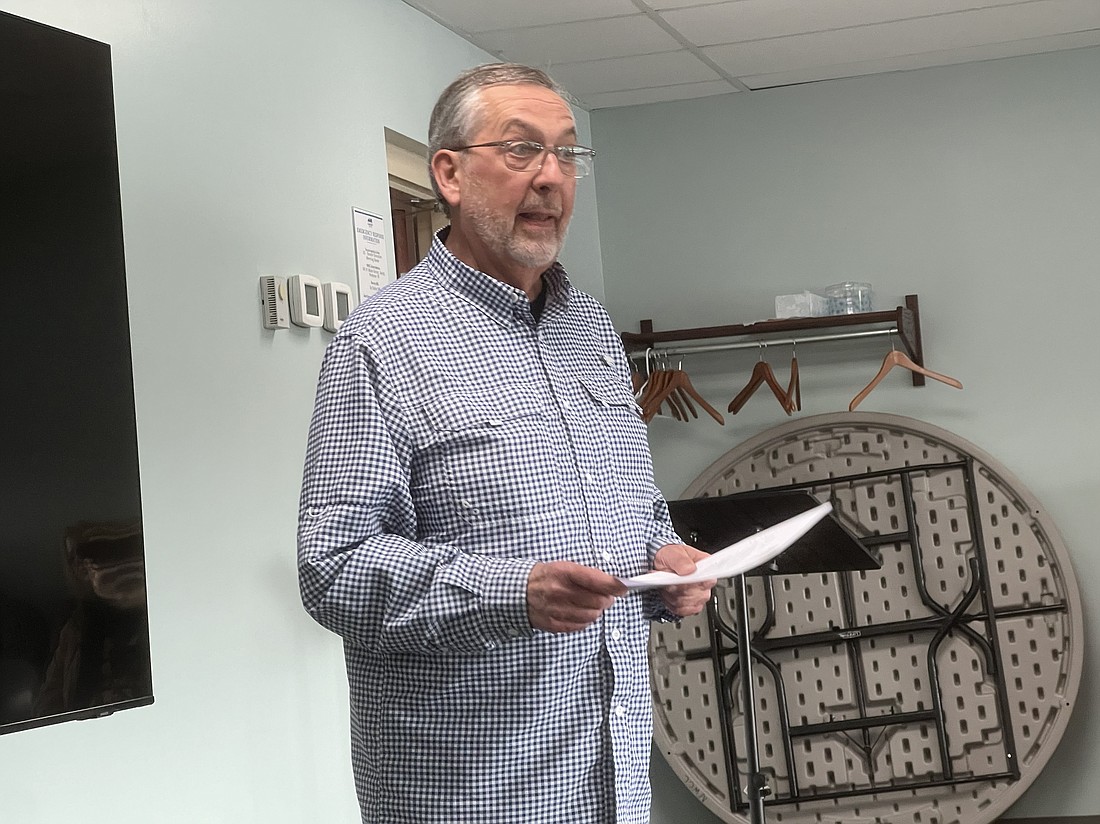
[297,63,715,824]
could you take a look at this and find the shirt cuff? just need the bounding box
[642,589,685,623]
[436,553,537,645]
[483,557,538,641]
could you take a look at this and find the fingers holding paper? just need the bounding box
[653,544,716,617]
[620,502,835,592]
[525,546,719,633]
[527,561,628,633]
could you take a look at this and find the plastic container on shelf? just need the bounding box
[775,291,828,318]
[824,281,873,314]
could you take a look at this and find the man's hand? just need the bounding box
[653,544,716,617]
[527,561,628,633]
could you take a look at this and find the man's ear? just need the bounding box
[431,150,461,213]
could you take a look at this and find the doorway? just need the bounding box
[385,128,448,275]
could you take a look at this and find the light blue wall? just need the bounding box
[0,1,602,822]
[3,0,1095,820]
[592,47,1100,822]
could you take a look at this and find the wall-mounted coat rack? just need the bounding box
[622,294,926,387]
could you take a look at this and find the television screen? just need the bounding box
[0,10,153,735]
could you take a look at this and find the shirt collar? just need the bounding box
[426,227,571,325]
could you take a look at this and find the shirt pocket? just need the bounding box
[577,374,656,502]
[578,374,643,417]
[415,386,566,525]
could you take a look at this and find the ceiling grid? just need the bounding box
[400,0,1100,108]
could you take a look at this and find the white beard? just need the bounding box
[462,182,569,271]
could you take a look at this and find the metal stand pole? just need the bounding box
[735,573,768,824]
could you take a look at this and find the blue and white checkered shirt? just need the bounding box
[298,230,681,823]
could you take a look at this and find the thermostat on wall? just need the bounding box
[258,275,289,330]
[322,281,354,332]
[288,274,324,328]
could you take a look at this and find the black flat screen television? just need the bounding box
[0,11,153,735]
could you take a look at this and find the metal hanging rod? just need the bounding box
[633,327,897,359]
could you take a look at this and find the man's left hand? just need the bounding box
[653,543,716,617]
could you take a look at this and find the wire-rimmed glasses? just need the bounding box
[449,139,595,178]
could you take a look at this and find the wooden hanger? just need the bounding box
[849,342,962,411]
[639,355,684,422]
[639,367,672,420]
[785,343,801,413]
[669,379,697,420]
[637,353,725,424]
[654,371,695,422]
[729,345,793,415]
[666,369,725,424]
[653,372,690,421]
[642,370,725,424]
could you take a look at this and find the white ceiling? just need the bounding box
[401,0,1100,109]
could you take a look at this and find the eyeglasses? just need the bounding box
[450,140,596,178]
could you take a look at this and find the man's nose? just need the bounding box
[531,150,570,186]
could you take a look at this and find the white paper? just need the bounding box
[353,208,390,300]
[620,501,833,589]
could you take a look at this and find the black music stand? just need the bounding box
[667,490,880,824]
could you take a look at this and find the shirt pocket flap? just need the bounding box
[579,376,641,414]
[423,388,545,432]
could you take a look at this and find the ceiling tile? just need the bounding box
[703,0,1100,77]
[583,80,739,110]
[400,0,1100,110]
[659,0,1041,46]
[647,0,745,9]
[548,50,722,96]
[402,0,638,34]
[476,15,682,66]
[647,0,733,10]
[739,29,1100,89]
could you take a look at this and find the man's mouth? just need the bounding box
[517,210,558,227]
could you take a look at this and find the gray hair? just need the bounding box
[427,63,573,216]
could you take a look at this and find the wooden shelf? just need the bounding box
[621,294,926,386]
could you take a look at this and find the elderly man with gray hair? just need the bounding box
[297,62,714,823]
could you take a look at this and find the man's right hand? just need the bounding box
[526,561,628,633]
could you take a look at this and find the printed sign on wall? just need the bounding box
[353,208,389,300]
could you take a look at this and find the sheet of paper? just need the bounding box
[620,501,833,589]
[353,208,389,300]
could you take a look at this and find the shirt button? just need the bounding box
[611,629,622,641]
[586,474,596,484]
[602,550,613,562]
[615,705,627,718]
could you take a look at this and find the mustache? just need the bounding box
[517,199,562,216]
